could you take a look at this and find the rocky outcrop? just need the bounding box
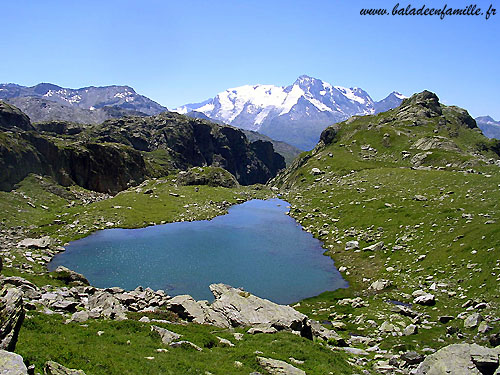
[176,167,239,188]
[44,360,86,375]
[165,284,324,340]
[0,350,28,375]
[150,325,181,344]
[91,112,285,185]
[0,287,25,351]
[0,101,33,131]
[256,356,306,375]
[0,105,285,192]
[52,266,89,286]
[415,343,500,375]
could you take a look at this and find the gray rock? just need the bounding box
[311,168,324,175]
[413,195,428,201]
[68,311,90,323]
[216,336,235,347]
[87,291,126,320]
[247,325,278,334]
[206,284,310,337]
[345,240,359,250]
[166,295,205,324]
[52,266,89,285]
[256,356,305,375]
[44,361,86,375]
[478,321,492,334]
[169,340,202,351]
[309,320,345,345]
[1,277,40,300]
[17,236,52,249]
[464,313,482,329]
[414,293,435,306]
[362,241,384,251]
[0,287,25,351]
[369,279,392,291]
[403,324,418,336]
[415,343,500,375]
[402,351,425,365]
[151,325,181,345]
[0,350,28,375]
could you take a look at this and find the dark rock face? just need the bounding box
[0,105,284,192]
[0,286,25,351]
[0,101,33,131]
[90,112,285,185]
[399,90,442,117]
[319,124,340,146]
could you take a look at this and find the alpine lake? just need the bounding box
[49,199,347,304]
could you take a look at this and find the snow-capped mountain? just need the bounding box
[374,91,407,114]
[475,116,500,139]
[174,75,404,150]
[0,83,167,116]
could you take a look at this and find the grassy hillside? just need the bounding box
[271,91,500,362]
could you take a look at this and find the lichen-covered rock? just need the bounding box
[44,361,86,375]
[206,284,310,336]
[0,350,28,375]
[166,295,206,324]
[256,356,305,375]
[415,343,500,375]
[151,325,181,344]
[0,287,25,351]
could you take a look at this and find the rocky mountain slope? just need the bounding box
[476,115,500,139]
[185,110,301,166]
[0,83,167,116]
[270,90,500,373]
[0,101,285,193]
[175,75,406,150]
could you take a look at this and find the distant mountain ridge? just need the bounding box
[476,116,500,139]
[0,82,167,123]
[174,75,406,150]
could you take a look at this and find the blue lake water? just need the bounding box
[48,199,347,304]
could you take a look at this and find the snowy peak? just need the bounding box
[174,76,404,149]
[374,91,407,114]
[175,75,378,131]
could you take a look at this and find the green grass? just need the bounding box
[17,312,354,375]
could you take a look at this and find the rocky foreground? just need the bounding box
[2,261,500,374]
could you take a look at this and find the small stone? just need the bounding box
[464,313,482,329]
[403,324,418,336]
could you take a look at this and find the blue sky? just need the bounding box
[2,0,499,118]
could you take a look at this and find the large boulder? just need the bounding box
[52,266,89,286]
[166,295,206,324]
[206,284,310,336]
[0,350,28,375]
[17,236,52,249]
[87,291,126,320]
[416,343,500,375]
[165,284,313,338]
[0,287,25,351]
